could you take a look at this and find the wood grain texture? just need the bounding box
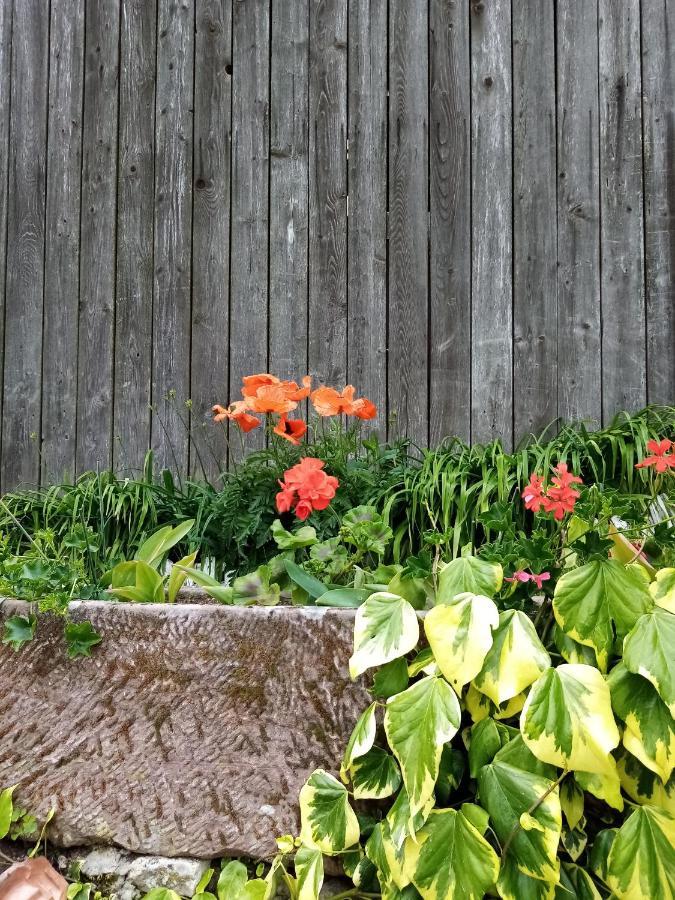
[388,0,428,444]
[113,0,156,475]
[151,0,194,474]
[269,0,309,384]
[642,0,675,404]
[308,0,348,389]
[1,0,48,489]
[76,0,120,473]
[512,0,557,440]
[229,0,270,456]
[41,0,85,484]
[190,0,232,479]
[470,0,513,446]
[0,601,370,860]
[599,0,646,419]
[347,0,387,433]
[0,0,12,457]
[556,0,601,426]
[429,0,470,445]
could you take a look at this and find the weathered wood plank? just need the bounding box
[599,0,646,420]
[556,0,601,425]
[76,0,120,473]
[429,0,470,444]
[642,0,675,404]
[269,0,309,386]
[1,0,48,489]
[347,0,387,431]
[470,0,512,446]
[113,0,156,475]
[151,0,194,473]
[388,0,428,444]
[512,0,557,440]
[308,0,348,390]
[0,0,12,468]
[41,0,85,483]
[191,0,232,479]
[229,0,270,455]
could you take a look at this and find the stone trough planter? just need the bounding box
[0,598,369,861]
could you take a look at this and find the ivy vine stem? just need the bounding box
[499,768,568,864]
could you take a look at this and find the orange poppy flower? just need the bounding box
[281,375,312,401]
[212,400,261,432]
[310,384,377,419]
[212,404,229,423]
[347,397,377,420]
[273,414,307,445]
[241,373,280,398]
[247,384,299,414]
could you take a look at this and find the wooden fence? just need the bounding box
[0,0,673,489]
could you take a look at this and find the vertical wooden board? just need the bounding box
[76,0,120,474]
[1,0,48,489]
[269,0,309,385]
[347,0,387,432]
[642,0,675,404]
[388,0,428,444]
[0,0,12,451]
[470,0,513,446]
[114,0,156,475]
[599,0,646,420]
[152,0,194,473]
[230,0,269,455]
[308,0,347,389]
[429,0,471,444]
[512,0,557,440]
[191,0,232,479]
[41,0,85,484]
[556,0,601,425]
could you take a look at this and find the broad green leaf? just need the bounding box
[650,567,675,613]
[110,559,164,603]
[460,802,490,835]
[284,560,326,600]
[521,664,620,778]
[341,702,377,781]
[606,806,675,899]
[294,846,323,900]
[560,778,584,831]
[495,856,556,900]
[559,863,601,900]
[553,559,653,670]
[407,647,437,678]
[2,614,36,651]
[110,560,138,588]
[217,861,248,900]
[403,808,499,900]
[386,787,436,851]
[575,769,623,812]
[560,817,587,862]
[616,747,675,814]
[351,747,401,799]
[0,785,14,839]
[435,746,465,806]
[388,572,428,610]
[478,760,561,883]
[350,592,419,679]
[493,734,558,780]
[473,610,550,706]
[464,684,526,724]
[167,551,198,603]
[372,657,410,699]
[609,663,675,782]
[231,566,281,606]
[468,718,511,778]
[174,566,221,588]
[437,555,503,603]
[271,519,317,550]
[299,769,359,855]
[141,891,181,900]
[136,519,195,567]
[315,588,370,608]
[193,893,217,900]
[623,609,675,716]
[195,869,215,894]
[65,621,102,658]
[384,676,461,821]
[589,828,617,882]
[424,592,499,690]
[553,625,598,668]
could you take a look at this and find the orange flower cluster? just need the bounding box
[635,438,675,472]
[522,462,583,521]
[276,457,339,520]
[212,373,376,445]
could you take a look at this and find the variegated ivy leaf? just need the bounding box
[340,702,377,781]
[477,760,562,883]
[575,769,623,812]
[382,820,415,890]
[472,610,551,706]
[464,684,526,724]
[650,567,675,613]
[553,624,598,668]
[521,663,620,778]
[493,734,558,780]
[561,816,587,862]
[384,676,461,823]
[385,787,436,851]
[559,862,602,900]
[436,555,503,604]
[609,662,675,783]
[467,717,512,777]
[616,747,675,815]
[403,809,500,900]
[294,846,324,900]
[495,856,557,900]
[553,558,653,671]
[623,608,675,716]
[299,769,359,855]
[351,747,401,800]
[560,777,585,831]
[606,806,675,900]
[349,592,419,679]
[424,592,499,691]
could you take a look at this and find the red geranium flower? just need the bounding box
[275,457,339,519]
[635,438,675,473]
[522,463,582,520]
[521,473,546,512]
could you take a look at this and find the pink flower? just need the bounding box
[505,570,551,591]
[505,570,531,584]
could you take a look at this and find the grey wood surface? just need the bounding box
[0,0,673,489]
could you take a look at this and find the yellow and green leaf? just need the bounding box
[553,625,598,668]
[436,555,503,604]
[650,567,675,614]
[616,747,675,815]
[424,592,499,691]
[340,702,377,781]
[622,609,675,716]
[349,592,419,679]
[575,769,624,812]
[294,846,323,900]
[472,610,550,706]
[495,856,557,900]
[558,863,601,900]
[520,664,620,778]
[299,769,359,855]
[606,805,675,900]
[464,684,526,724]
[351,747,401,800]
[560,778,584,831]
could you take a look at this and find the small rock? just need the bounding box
[126,856,211,896]
[0,857,68,900]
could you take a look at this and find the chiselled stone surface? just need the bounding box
[0,600,368,860]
